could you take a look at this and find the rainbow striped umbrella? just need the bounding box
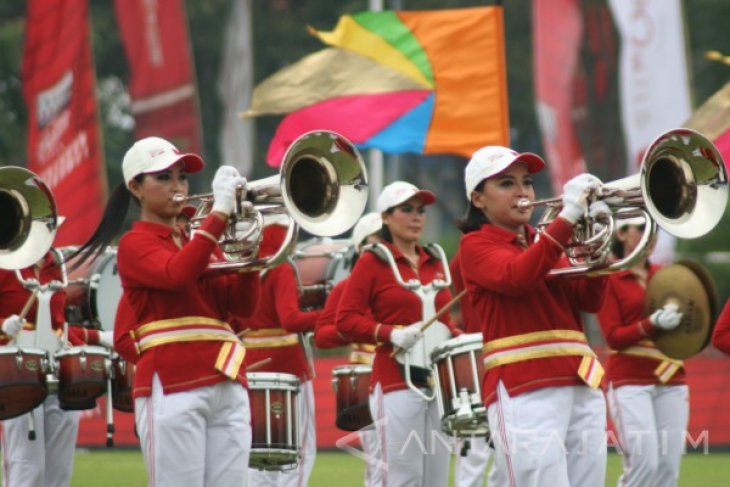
[247,7,510,167]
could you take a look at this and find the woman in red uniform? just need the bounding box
[0,248,113,487]
[314,211,382,486]
[337,181,459,487]
[597,217,687,487]
[712,300,730,355]
[74,136,259,487]
[459,145,610,486]
[238,222,321,486]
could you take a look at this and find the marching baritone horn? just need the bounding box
[177,130,369,274]
[517,128,728,277]
[0,166,59,270]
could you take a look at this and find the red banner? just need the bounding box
[533,0,586,195]
[114,0,202,154]
[22,0,107,246]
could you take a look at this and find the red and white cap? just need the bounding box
[122,137,203,188]
[464,146,545,200]
[376,181,436,213]
[351,212,383,247]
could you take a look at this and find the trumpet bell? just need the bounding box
[0,167,58,270]
[281,131,368,237]
[641,128,728,239]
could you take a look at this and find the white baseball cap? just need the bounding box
[122,137,203,188]
[376,181,436,213]
[464,146,545,200]
[351,212,383,247]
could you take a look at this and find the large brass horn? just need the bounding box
[520,128,728,277]
[180,130,369,273]
[0,166,58,270]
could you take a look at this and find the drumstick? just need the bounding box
[18,288,40,321]
[389,289,468,358]
[246,357,272,372]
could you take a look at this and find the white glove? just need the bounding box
[588,200,611,219]
[559,174,602,224]
[211,166,247,215]
[390,323,423,350]
[2,315,24,338]
[650,303,683,330]
[98,330,114,349]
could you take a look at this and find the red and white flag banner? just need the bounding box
[114,0,202,154]
[608,0,692,173]
[22,0,107,246]
[533,0,587,195]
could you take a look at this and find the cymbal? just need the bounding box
[645,262,714,359]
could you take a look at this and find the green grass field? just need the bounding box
[67,449,730,486]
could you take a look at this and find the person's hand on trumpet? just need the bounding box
[390,322,423,351]
[650,303,683,331]
[211,166,247,217]
[559,173,603,224]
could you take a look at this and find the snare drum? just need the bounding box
[111,354,134,413]
[0,347,49,420]
[62,247,123,331]
[54,346,110,410]
[291,238,351,310]
[331,364,372,431]
[430,333,488,437]
[248,372,301,471]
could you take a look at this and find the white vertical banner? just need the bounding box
[609,0,692,265]
[218,0,254,176]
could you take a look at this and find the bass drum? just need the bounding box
[290,238,352,310]
[62,247,123,331]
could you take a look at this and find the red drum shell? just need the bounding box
[332,364,372,431]
[292,240,351,310]
[248,372,301,471]
[111,356,134,413]
[55,346,109,411]
[0,348,48,420]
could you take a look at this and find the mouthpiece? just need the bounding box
[516,198,531,210]
[172,193,186,203]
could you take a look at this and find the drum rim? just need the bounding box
[54,345,111,357]
[0,346,48,355]
[332,364,372,374]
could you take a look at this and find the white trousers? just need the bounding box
[487,382,607,487]
[1,395,80,487]
[248,380,316,487]
[369,384,451,487]
[454,436,501,487]
[360,426,382,487]
[135,375,251,487]
[607,383,689,487]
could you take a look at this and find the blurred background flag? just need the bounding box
[246,6,509,167]
[114,0,202,155]
[684,82,730,169]
[218,0,254,177]
[22,0,107,246]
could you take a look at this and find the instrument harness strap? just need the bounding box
[482,329,604,389]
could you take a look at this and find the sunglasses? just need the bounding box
[395,204,426,215]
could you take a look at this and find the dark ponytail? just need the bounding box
[70,178,140,267]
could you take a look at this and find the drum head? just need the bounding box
[91,250,123,331]
[645,262,715,359]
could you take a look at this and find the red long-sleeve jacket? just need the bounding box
[0,251,104,346]
[712,299,730,355]
[460,219,607,406]
[336,241,457,394]
[597,265,686,386]
[116,215,259,397]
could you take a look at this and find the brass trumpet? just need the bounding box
[178,130,369,273]
[519,128,728,277]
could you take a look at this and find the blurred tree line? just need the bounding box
[0,0,729,300]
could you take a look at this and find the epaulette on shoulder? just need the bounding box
[423,243,442,261]
[364,244,390,264]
